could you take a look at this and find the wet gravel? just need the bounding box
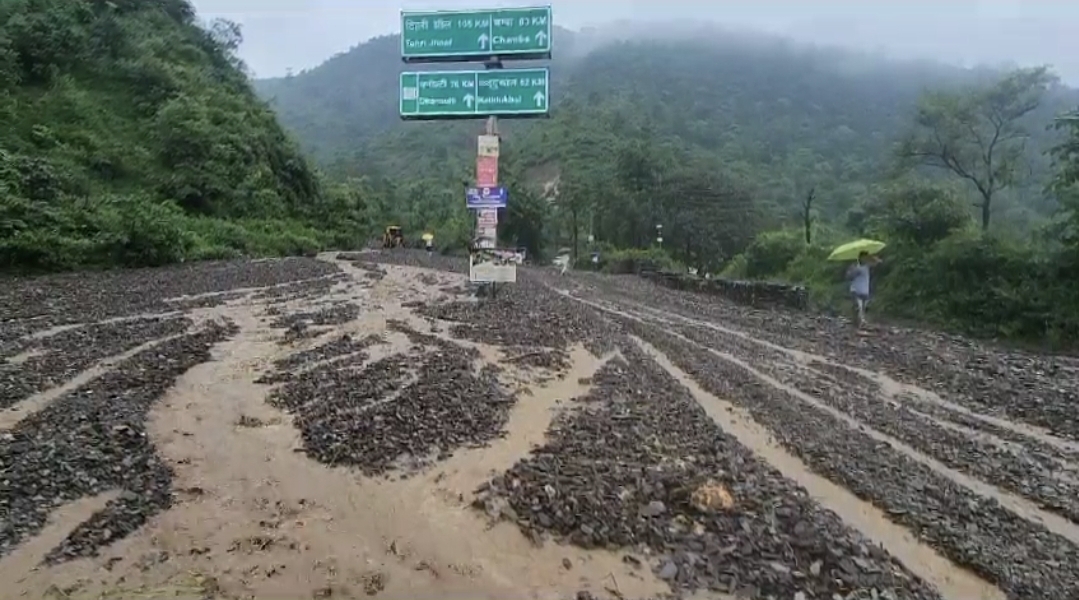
[672,322,1079,524]
[475,346,940,599]
[355,250,467,275]
[365,254,937,598]
[168,291,247,311]
[266,301,360,345]
[892,393,1079,464]
[0,257,342,566]
[265,321,513,477]
[500,345,571,371]
[0,320,237,564]
[572,272,1079,441]
[622,318,1079,599]
[0,316,191,409]
[376,253,1079,598]
[256,332,384,385]
[251,272,347,303]
[806,357,1079,465]
[0,258,339,338]
[417,286,614,357]
[268,302,360,331]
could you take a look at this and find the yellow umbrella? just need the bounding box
[422,233,434,242]
[827,239,886,262]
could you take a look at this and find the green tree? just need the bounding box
[1052,111,1079,188]
[898,67,1057,230]
[865,179,973,247]
[661,167,762,272]
[498,161,549,258]
[553,167,599,263]
[1050,110,1079,250]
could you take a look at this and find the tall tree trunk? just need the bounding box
[571,205,579,265]
[980,192,992,230]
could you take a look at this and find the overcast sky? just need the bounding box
[190,0,1079,83]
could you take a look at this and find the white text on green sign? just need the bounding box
[400,6,551,61]
[399,68,550,119]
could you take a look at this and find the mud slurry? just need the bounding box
[0,256,653,600]
[0,251,1076,600]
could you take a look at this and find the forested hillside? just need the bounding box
[0,0,364,272]
[258,26,1078,226]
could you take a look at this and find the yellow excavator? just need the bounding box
[382,226,404,249]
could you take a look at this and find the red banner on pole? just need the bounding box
[476,155,498,187]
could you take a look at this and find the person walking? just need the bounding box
[847,251,880,329]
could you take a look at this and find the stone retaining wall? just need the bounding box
[639,270,809,311]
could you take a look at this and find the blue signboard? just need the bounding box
[466,186,508,208]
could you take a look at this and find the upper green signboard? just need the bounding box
[400,6,552,63]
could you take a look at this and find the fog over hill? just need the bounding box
[251,21,1078,188]
[193,0,1079,83]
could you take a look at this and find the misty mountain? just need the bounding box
[254,23,1079,222]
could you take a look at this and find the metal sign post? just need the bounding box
[397,5,552,298]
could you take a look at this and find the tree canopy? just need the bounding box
[898,66,1058,229]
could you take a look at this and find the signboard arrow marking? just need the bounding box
[464,94,474,108]
[535,31,547,46]
[477,33,489,49]
[533,91,545,106]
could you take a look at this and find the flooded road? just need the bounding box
[1,252,1076,599]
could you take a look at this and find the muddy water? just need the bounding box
[0,492,119,587]
[3,265,672,600]
[0,333,190,430]
[5,262,1056,600]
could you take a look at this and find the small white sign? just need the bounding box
[471,252,516,282]
[477,208,498,226]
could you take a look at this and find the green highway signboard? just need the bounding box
[400,6,552,63]
[400,68,550,120]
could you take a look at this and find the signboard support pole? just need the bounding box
[487,115,499,298]
[481,58,502,299]
[490,113,500,298]
[487,86,498,294]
